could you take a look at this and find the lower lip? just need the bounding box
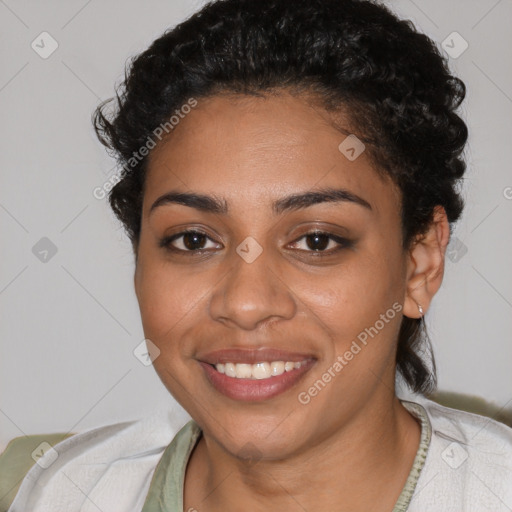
[199,360,316,401]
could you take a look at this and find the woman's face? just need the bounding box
[134,91,410,459]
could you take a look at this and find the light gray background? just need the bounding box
[1,0,511,450]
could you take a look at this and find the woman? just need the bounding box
[2,0,512,510]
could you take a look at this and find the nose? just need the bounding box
[209,243,296,331]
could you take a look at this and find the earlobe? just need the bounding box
[403,206,451,319]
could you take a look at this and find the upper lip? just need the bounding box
[197,348,316,365]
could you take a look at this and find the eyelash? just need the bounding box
[159,229,352,257]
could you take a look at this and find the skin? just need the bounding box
[133,91,450,511]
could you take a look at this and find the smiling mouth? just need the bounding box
[212,360,309,379]
[199,358,316,401]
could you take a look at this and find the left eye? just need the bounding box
[288,231,350,254]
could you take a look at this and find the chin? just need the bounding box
[202,409,311,461]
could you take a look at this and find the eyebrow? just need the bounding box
[149,186,372,216]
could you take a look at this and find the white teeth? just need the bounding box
[214,360,307,379]
[235,363,253,379]
[270,361,285,376]
[225,363,236,378]
[284,361,295,372]
[252,362,271,379]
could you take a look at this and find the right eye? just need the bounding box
[159,230,222,254]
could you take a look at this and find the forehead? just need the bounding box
[143,92,400,218]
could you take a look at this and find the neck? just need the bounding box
[184,394,421,512]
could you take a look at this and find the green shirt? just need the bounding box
[140,400,431,511]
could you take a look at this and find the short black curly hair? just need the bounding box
[93,0,467,395]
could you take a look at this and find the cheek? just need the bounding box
[135,263,209,393]
[300,241,404,357]
[135,260,210,344]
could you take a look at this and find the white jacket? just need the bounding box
[5,397,512,512]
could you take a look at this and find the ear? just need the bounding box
[403,205,451,319]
